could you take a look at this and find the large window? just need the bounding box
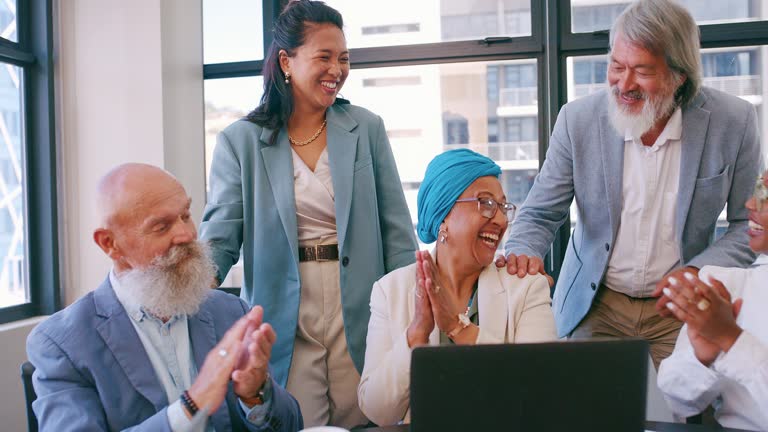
[571,0,768,33]
[0,0,58,324]
[325,0,532,48]
[203,0,768,283]
[202,0,264,64]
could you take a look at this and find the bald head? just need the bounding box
[96,163,183,229]
[94,163,196,272]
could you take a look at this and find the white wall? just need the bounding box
[0,1,205,430]
[58,0,205,303]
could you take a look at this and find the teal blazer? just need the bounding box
[200,103,418,386]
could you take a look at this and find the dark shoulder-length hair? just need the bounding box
[246,0,343,144]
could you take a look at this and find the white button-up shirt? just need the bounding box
[658,263,768,431]
[604,107,683,297]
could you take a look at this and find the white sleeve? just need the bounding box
[713,330,768,430]
[657,325,723,418]
[357,281,412,426]
[167,400,199,432]
[511,275,557,343]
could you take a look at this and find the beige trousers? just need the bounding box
[570,286,682,369]
[285,247,368,429]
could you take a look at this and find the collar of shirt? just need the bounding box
[753,254,768,267]
[624,106,683,152]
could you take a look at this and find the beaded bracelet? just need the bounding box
[180,390,199,416]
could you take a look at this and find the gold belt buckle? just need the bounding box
[314,244,329,262]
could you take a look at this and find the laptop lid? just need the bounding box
[410,339,649,432]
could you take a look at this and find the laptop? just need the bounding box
[410,339,649,432]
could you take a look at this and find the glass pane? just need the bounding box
[0,63,25,308]
[203,0,263,63]
[204,76,264,184]
[204,76,264,287]
[571,0,768,33]
[325,0,532,49]
[0,0,16,43]
[566,46,768,234]
[340,59,539,247]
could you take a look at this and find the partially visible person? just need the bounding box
[358,149,556,426]
[26,164,302,432]
[502,0,760,368]
[200,1,416,427]
[657,173,768,431]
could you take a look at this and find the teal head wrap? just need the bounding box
[416,149,501,243]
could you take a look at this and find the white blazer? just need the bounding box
[357,259,557,426]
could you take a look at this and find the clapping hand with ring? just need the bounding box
[415,250,471,339]
[185,307,262,416]
[231,305,277,407]
[660,272,744,366]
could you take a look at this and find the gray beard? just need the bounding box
[607,84,677,140]
[118,241,216,319]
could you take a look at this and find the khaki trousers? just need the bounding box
[570,286,682,369]
[285,248,368,429]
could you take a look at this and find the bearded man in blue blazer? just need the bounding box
[504,0,761,368]
[26,164,303,431]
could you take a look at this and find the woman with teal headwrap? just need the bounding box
[357,149,557,425]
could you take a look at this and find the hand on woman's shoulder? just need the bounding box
[494,267,550,293]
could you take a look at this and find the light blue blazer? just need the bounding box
[505,88,761,337]
[26,279,303,432]
[200,103,418,386]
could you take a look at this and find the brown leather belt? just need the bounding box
[298,244,339,262]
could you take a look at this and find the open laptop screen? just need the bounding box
[410,339,649,432]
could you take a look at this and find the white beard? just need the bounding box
[607,83,678,140]
[118,240,216,319]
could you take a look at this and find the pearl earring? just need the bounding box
[439,229,447,244]
[284,72,291,84]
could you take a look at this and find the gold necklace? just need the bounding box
[288,119,327,146]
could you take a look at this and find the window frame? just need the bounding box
[0,0,59,324]
[202,0,768,289]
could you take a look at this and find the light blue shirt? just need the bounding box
[110,271,272,431]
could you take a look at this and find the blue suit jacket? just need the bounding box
[505,88,761,337]
[200,103,418,386]
[26,279,303,432]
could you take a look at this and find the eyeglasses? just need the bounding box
[754,176,768,212]
[455,197,516,222]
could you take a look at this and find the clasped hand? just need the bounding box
[187,305,277,415]
[654,271,743,366]
[407,250,470,347]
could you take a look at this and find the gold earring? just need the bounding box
[284,72,291,85]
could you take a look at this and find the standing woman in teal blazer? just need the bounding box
[200,1,417,428]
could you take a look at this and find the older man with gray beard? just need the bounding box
[502,0,761,368]
[26,163,303,431]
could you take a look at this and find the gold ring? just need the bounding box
[697,299,710,311]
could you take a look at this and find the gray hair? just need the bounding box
[610,0,702,107]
